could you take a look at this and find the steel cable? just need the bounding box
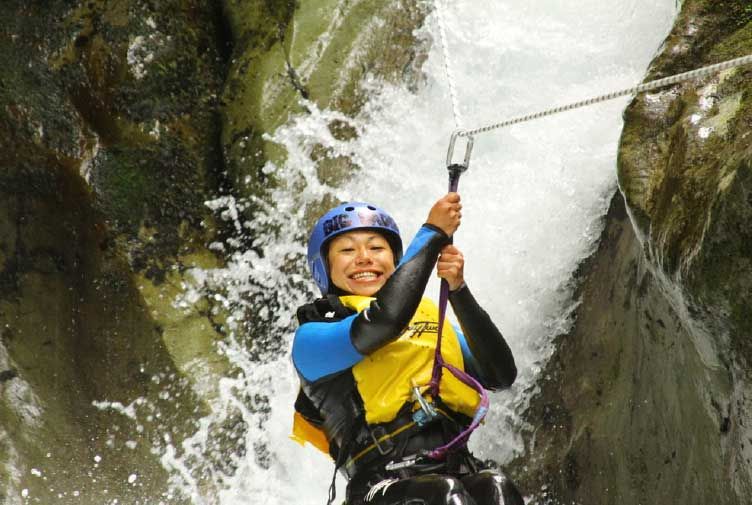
[458,53,752,137]
[433,0,464,129]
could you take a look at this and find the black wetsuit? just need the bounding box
[293,224,523,505]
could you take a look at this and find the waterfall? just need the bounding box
[167,1,679,503]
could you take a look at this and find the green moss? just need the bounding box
[620,0,752,270]
[709,19,752,60]
[89,141,209,244]
[49,0,226,228]
[92,148,148,228]
[135,250,233,399]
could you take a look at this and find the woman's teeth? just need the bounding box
[352,272,377,280]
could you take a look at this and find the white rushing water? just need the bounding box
[164,1,679,504]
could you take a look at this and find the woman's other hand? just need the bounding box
[437,244,465,291]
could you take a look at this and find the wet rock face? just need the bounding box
[0,1,228,501]
[516,197,741,504]
[514,1,752,504]
[618,0,752,364]
[221,0,429,202]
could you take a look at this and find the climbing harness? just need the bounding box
[342,404,456,475]
[398,127,485,464]
[421,133,488,462]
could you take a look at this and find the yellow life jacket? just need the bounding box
[342,295,479,424]
[291,295,480,454]
[291,410,331,455]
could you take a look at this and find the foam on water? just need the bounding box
[157,1,678,503]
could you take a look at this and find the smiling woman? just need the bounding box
[328,232,396,296]
[290,194,521,505]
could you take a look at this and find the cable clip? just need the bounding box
[446,129,474,177]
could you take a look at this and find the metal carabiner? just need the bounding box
[411,380,439,427]
[446,129,474,172]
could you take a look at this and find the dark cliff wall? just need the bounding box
[515,2,752,504]
[0,0,429,502]
[0,1,229,502]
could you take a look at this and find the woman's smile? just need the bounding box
[328,231,396,296]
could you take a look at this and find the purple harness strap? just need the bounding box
[425,168,490,461]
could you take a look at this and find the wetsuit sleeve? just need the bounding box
[293,296,363,382]
[449,284,517,389]
[453,324,484,380]
[292,314,363,382]
[350,224,450,354]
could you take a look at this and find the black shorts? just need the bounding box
[346,457,524,505]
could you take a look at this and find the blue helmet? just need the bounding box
[307,202,403,294]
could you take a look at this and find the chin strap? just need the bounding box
[421,133,489,460]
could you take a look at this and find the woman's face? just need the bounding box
[327,231,396,296]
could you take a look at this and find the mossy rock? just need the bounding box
[220,0,429,198]
[0,0,434,500]
[618,0,752,364]
[511,2,752,503]
[0,162,198,503]
[0,0,233,501]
